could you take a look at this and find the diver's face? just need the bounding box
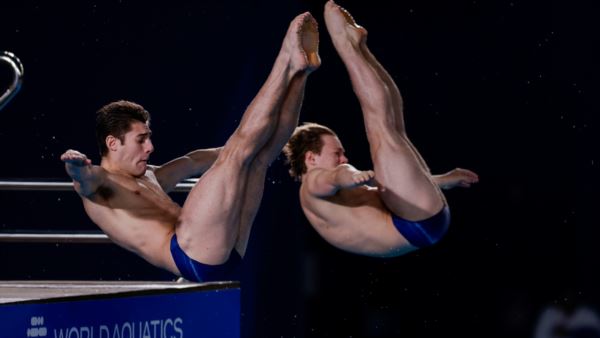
[114,121,154,177]
[312,134,348,169]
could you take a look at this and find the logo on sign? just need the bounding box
[27,316,48,337]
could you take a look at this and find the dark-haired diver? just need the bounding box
[61,12,320,281]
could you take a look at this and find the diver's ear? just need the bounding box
[305,151,317,166]
[106,135,120,152]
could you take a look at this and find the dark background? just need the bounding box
[0,0,597,337]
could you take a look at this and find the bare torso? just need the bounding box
[300,180,417,257]
[81,169,181,274]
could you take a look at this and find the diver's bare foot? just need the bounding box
[324,0,367,51]
[300,13,321,72]
[284,12,321,74]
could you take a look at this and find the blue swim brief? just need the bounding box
[391,206,451,248]
[170,234,242,282]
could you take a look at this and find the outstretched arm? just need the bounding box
[153,147,222,192]
[61,149,107,197]
[433,168,479,190]
[304,164,374,197]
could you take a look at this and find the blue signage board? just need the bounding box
[0,285,240,338]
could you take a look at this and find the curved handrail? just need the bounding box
[0,51,25,111]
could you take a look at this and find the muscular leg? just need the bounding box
[324,1,444,221]
[235,16,319,255]
[176,12,319,265]
[235,73,310,255]
[359,42,434,176]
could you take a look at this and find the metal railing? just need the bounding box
[0,180,196,192]
[0,178,197,243]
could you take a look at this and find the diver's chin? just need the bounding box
[133,162,147,177]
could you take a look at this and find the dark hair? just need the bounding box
[96,100,150,156]
[283,122,336,180]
